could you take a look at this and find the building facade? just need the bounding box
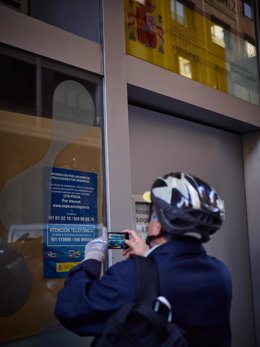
[0,1,260,346]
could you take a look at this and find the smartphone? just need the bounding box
[108,232,129,249]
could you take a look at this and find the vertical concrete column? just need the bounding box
[102,1,133,233]
[243,132,260,347]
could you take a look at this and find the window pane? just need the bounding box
[0,54,36,113]
[245,40,256,58]
[211,24,225,48]
[243,2,253,19]
[0,0,102,43]
[125,0,260,105]
[179,56,192,78]
[0,45,104,343]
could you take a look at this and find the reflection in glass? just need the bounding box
[245,40,256,58]
[170,0,195,28]
[179,56,192,79]
[211,24,225,48]
[0,0,101,43]
[125,0,260,105]
[243,0,253,19]
[171,0,185,25]
[0,46,103,343]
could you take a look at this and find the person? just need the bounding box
[55,172,232,347]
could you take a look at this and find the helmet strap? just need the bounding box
[145,235,160,247]
[145,228,172,247]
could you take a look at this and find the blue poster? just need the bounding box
[43,167,98,278]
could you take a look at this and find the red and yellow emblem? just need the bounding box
[127,0,165,53]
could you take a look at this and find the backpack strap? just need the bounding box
[133,255,160,304]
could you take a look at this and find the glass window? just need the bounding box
[210,16,232,50]
[0,0,102,43]
[0,44,104,344]
[243,0,253,19]
[170,0,195,28]
[211,24,225,48]
[171,0,185,25]
[125,0,260,105]
[179,56,192,78]
[0,54,36,113]
[244,37,256,58]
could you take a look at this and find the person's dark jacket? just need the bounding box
[55,237,232,347]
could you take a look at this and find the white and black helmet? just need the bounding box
[145,172,225,242]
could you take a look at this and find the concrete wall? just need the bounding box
[243,132,260,347]
[129,105,255,347]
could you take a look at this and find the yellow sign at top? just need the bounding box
[125,0,228,92]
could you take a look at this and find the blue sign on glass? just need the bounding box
[43,167,98,278]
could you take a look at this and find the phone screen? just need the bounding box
[108,232,129,249]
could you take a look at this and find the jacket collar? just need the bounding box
[149,236,206,256]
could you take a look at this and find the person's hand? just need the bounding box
[122,230,149,258]
[83,227,108,262]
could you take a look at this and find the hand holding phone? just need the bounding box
[108,232,129,249]
[121,229,149,258]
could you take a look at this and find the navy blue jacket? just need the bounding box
[55,237,232,347]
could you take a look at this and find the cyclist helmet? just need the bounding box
[144,172,225,242]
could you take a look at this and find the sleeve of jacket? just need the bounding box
[54,258,136,336]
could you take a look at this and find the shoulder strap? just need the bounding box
[133,255,160,304]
